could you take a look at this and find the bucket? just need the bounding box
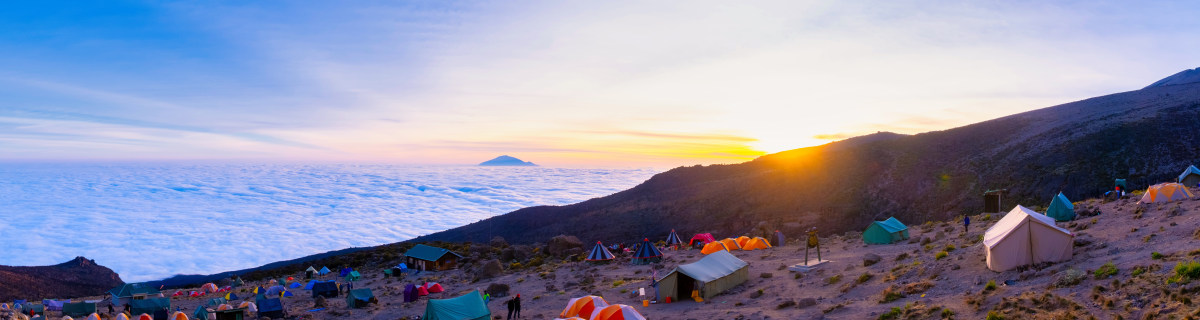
[642,300,649,307]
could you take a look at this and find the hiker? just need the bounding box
[107,304,114,314]
[514,294,521,318]
[483,292,490,304]
[963,215,970,233]
[505,298,515,320]
[124,303,131,315]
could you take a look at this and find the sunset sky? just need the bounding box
[1,1,1197,167]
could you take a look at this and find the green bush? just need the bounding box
[1168,261,1200,284]
[878,306,903,320]
[612,280,624,287]
[826,274,843,285]
[982,214,991,221]
[1094,262,1118,279]
[984,279,997,291]
[941,308,955,318]
[857,273,874,284]
[935,251,948,260]
[1132,267,1146,277]
[1152,252,1164,260]
[986,311,1004,320]
[944,244,956,252]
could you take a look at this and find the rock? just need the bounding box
[547,235,584,257]
[934,231,946,241]
[950,264,961,270]
[749,290,764,299]
[1074,235,1093,247]
[314,295,327,308]
[797,297,818,308]
[490,236,508,248]
[563,247,584,258]
[480,259,504,279]
[760,272,774,279]
[545,283,557,292]
[920,237,932,245]
[907,237,920,244]
[501,245,533,261]
[863,253,882,267]
[486,283,510,297]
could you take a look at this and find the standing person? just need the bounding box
[963,215,970,234]
[505,298,515,320]
[107,304,114,315]
[514,294,521,319]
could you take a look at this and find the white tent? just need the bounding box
[984,205,1074,272]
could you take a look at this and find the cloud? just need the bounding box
[0,163,659,282]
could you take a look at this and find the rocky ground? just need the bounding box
[13,193,1200,320]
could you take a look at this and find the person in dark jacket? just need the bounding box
[514,294,521,318]
[505,298,515,319]
[964,215,970,233]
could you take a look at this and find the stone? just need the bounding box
[314,296,327,308]
[797,297,818,308]
[547,235,584,257]
[863,253,882,267]
[486,283,510,297]
[480,259,504,279]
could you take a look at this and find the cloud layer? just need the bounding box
[0,162,658,282]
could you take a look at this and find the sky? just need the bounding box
[1,1,1198,167]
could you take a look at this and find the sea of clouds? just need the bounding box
[0,162,659,282]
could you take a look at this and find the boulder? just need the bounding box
[490,236,508,248]
[547,235,584,257]
[480,259,504,279]
[314,296,327,308]
[797,297,818,308]
[486,283,510,297]
[863,253,882,267]
[501,245,533,261]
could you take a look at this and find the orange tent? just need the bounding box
[137,314,153,320]
[216,304,233,311]
[1140,182,1194,203]
[200,283,219,294]
[735,236,750,248]
[590,304,647,320]
[719,238,742,251]
[742,237,772,251]
[559,295,609,319]
[170,311,189,320]
[701,241,729,255]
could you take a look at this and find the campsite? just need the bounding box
[7,183,1200,319]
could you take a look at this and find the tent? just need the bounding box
[589,304,647,320]
[62,302,96,318]
[774,230,785,247]
[700,241,730,255]
[42,299,66,311]
[86,314,101,320]
[303,281,316,290]
[255,296,285,319]
[346,289,374,309]
[403,284,419,303]
[664,230,683,249]
[116,314,130,320]
[1179,165,1200,187]
[130,298,170,320]
[417,285,430,296]
[984,205,1074,272]
[192,306,208,320]
[238,301,257,313]
[558,295,609,319]
[318,266,330,275]
[734,236,750,248]
[207,298,226,307]
[742,237,772,251]
[231,277,244,287]
[339,268,352,277]
[422,290,490,320]
[718,238,741,250]
[288,282,301,289]
[265,286,286,297]
[426,282,444,293]
[223,292,238,301]
[170,311,188,320]
[862,217,910,244]
[586,241,615,263]
[1045,192,1075,221]
[305,266,317,279]
[688,233,716,247]
[282,291,293,297]
[1141,183,1194,203]
[655,250,748,301]
[344,270,361,282]
[200,283,218,294]
[629,238,663,265]
[312,281,338,298]
[137,314,154,320]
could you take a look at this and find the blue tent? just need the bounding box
[862,217,910,244]
[318,266,331,275]
[665,229,684,248]
[256,296,285,319]
[283,290,294,297]
[289,282,301,289]
[630,238,663,265]
[1180,165,1200,187]
[303,281,316,290]
[339,268,352,277]
[224,292,239,301]
[586,241,615,263]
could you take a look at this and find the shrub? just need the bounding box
[895,253,910,261]
[1152,252,1164,260]
[857,273,874,284]
[944,244,956,252]
[878,306,903,320]
[1054,269,1086,287]
[1132,266,1146,277]
[924,244,935,251]
[935,251,948,260]
[982,214,992,221]
[986,311,1004,320]
[826,274,843,285]
[879,285,904,303]
[1168,261,1200,284]
[984,279,997,291]
[1094,262,1118,279]
[611,280,624,287]
[941,308,955,318]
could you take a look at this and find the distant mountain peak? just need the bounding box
[1145,67,1200,89]
[479,155,537,166]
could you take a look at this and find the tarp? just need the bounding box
[586,241,615,262]
[289,282,301,289]
[346,289,374,309]
[984,205,1074,272]
[701,241,729,255]
[1045,192,1075,221]
[1179,165,1200,186]
[665,230,683,248]
[559,295,609,319]
[655,250,748,301]
[862,217,910,244]
[42,299,66,311]
[688,233,716,246]
[303,281,316,290]
[1141,182,1194,203]
[590,304,647,320]
[312,281,338,298]
[630,238,663,265]
[63,302,96,318]
[422,290,490,320]
[129,298,170,318]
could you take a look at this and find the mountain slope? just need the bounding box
[1145,67,1200,88]
[412,82,1200,245]
[0,257,123,302]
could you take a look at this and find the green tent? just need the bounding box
[655,250,749,301]
[108,283,161,305]
[344,271,361,282]
[232,277,244,287]
[862,217,910,244]
[193,306,209,320]
[130,297,170,317]
[63,302,96,318]
[423,290,491,320]
[1045,192,1075,221]
[346,288,374,309]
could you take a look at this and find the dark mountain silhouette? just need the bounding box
[0,257,123,302]
[1145,67,1200,88]
[410,81,1200,245]
[479,155,537,166]
[143,246,370,289]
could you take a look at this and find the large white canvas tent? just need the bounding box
[984,205,1074,272]
[655,250,748,301]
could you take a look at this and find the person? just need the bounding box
[505,298,515,320]
[108,304,114,314]
[963,215,970,233]
[483,292,490,304]
[124,303,131,315]
[514,294,521,318]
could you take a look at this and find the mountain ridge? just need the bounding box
[0,256,123,302]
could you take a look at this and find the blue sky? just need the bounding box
[1,1,1198,166]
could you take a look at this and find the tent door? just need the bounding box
[676,274,696,301]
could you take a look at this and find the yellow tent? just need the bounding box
[719,238,742,251]
[734,236,750,248]
[170,311,189,320]
[1140,182,1194,203]
[742,237,772,251]
[700,241,729,255]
